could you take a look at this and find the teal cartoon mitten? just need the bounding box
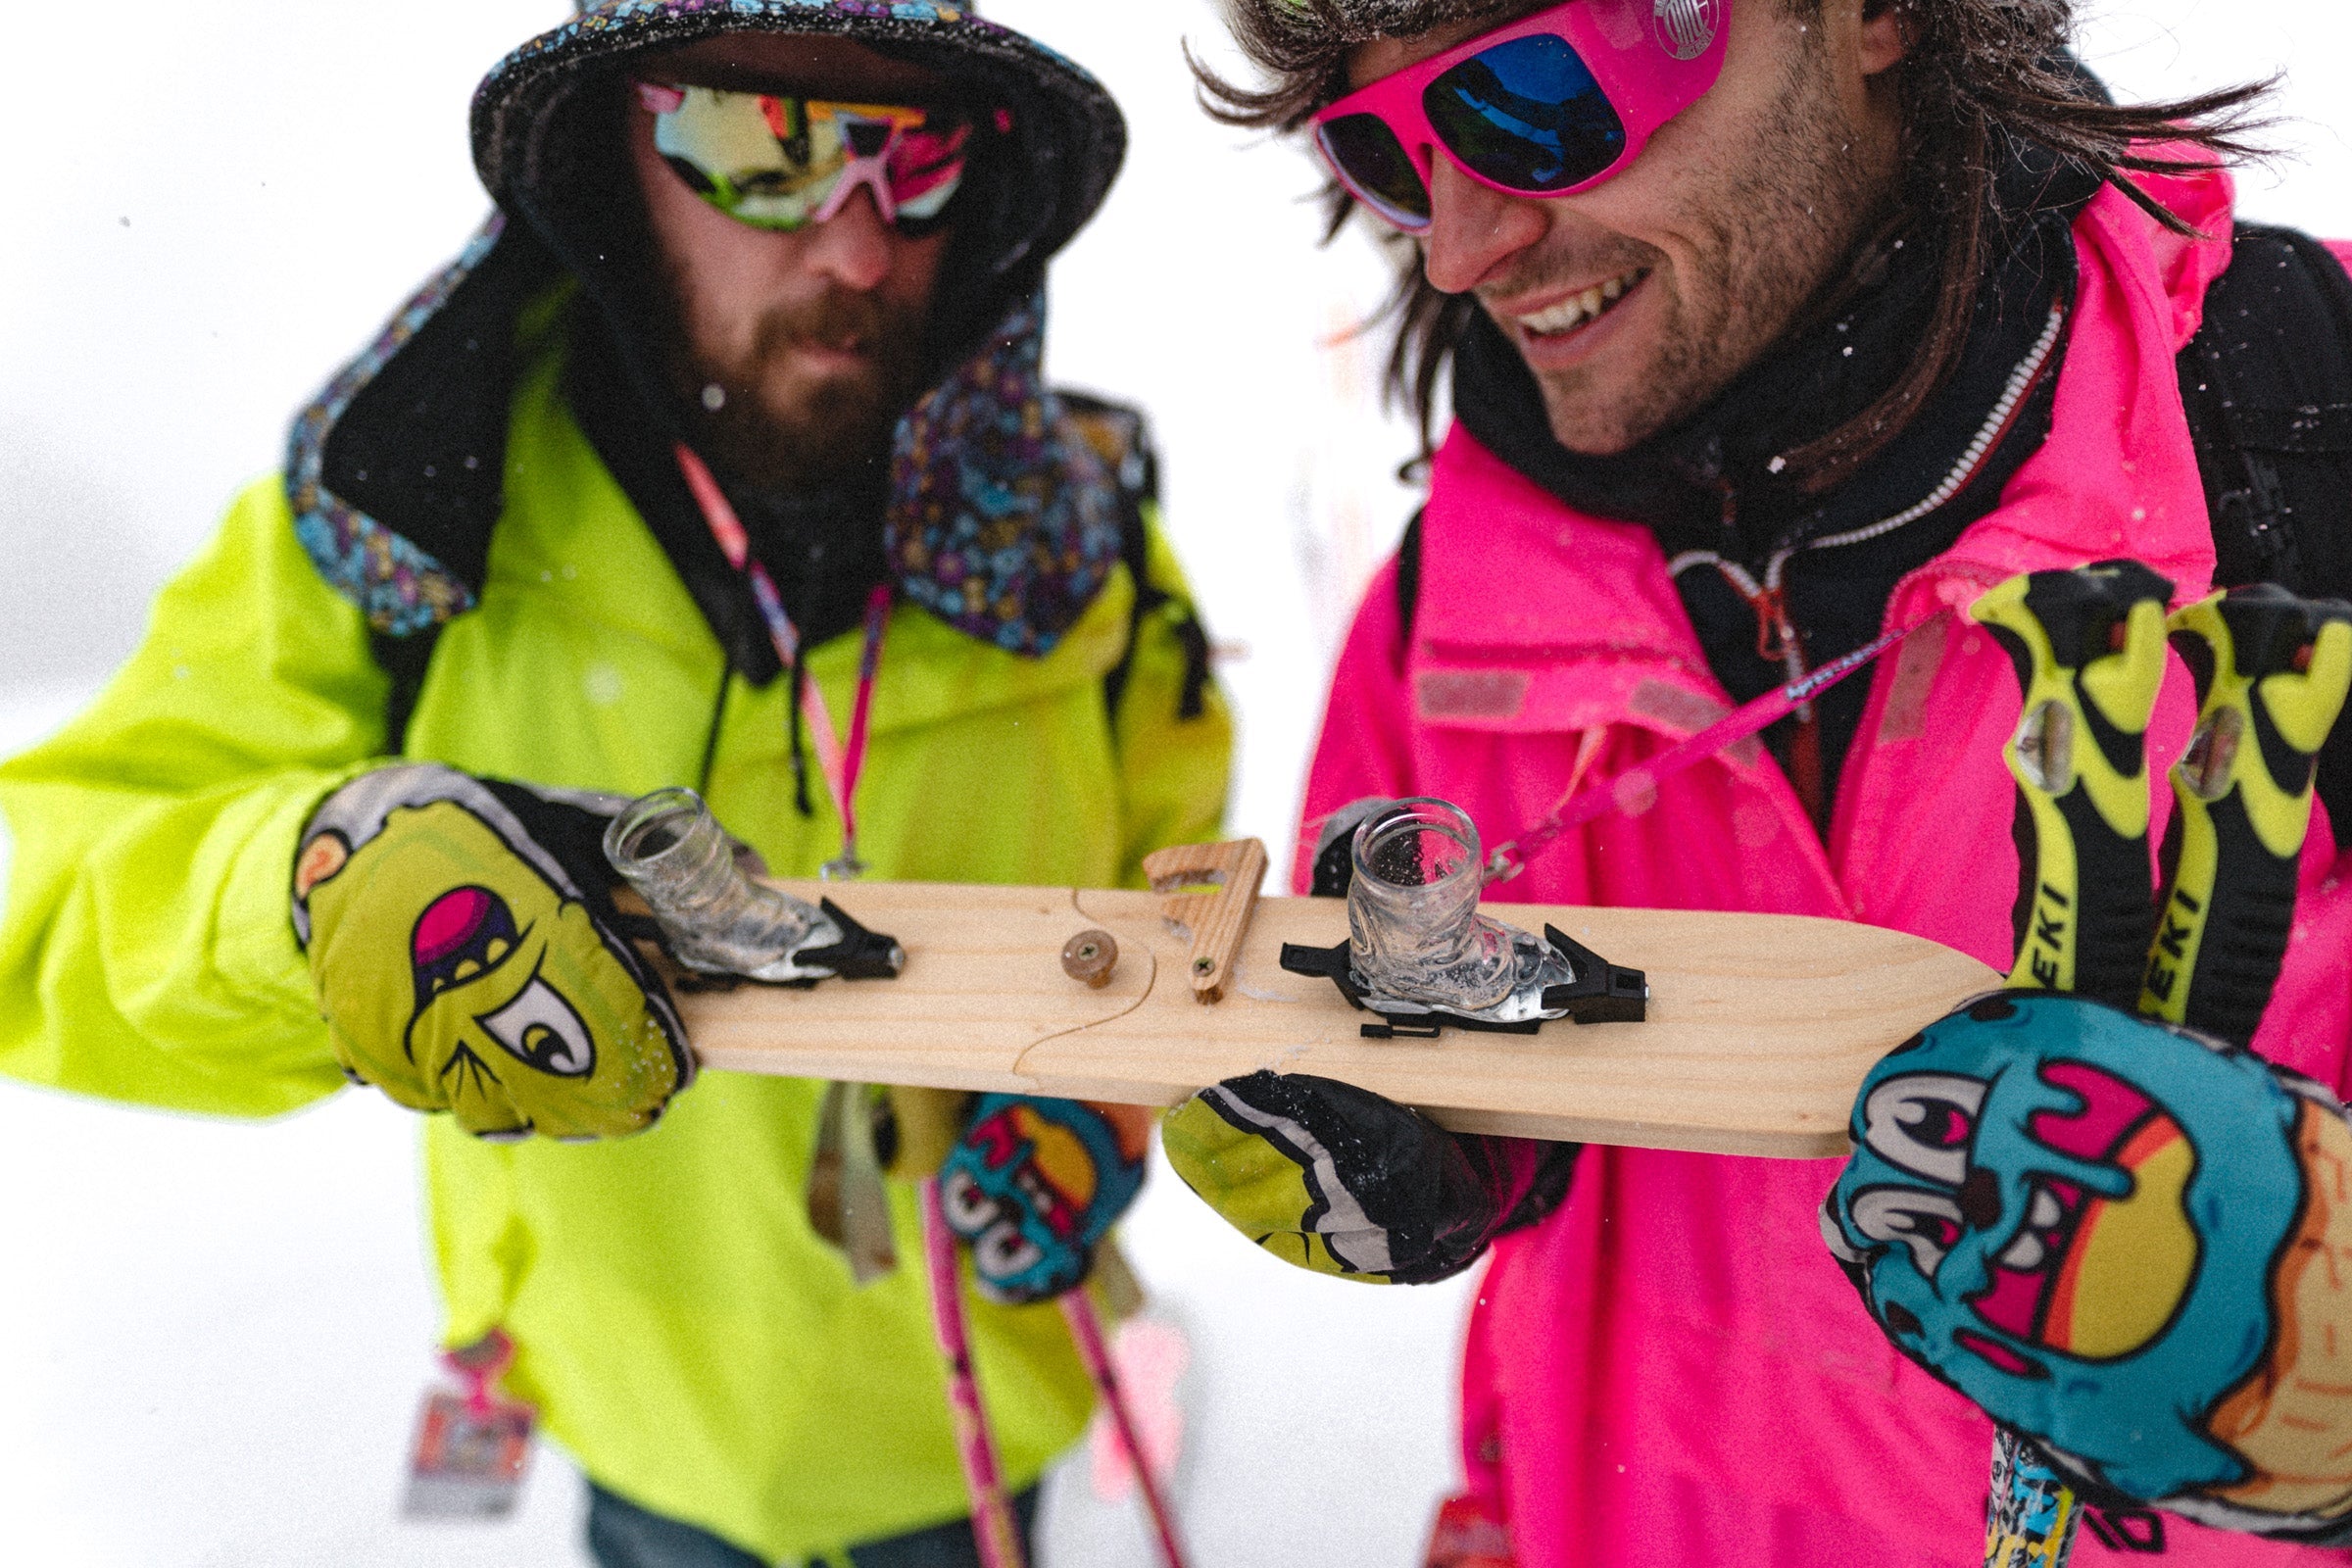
[1824,992,2352,1541]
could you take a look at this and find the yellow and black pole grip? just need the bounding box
[2140,587,2352,1045]
[1969,561,2175,1005]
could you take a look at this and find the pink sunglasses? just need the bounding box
[1312,0,1731,233]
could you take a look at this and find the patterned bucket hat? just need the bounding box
[472,0,1127,289]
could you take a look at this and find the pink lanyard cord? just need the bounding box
[839,582,891,840]
[1484,612,1936,883]
[675,443,890,878]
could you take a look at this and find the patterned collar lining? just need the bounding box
[289,220,1122,660]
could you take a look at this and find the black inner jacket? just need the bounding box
[1449,140,2102,821]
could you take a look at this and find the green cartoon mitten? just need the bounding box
[1164,1070,1576,1284]
[293,764,692,1140]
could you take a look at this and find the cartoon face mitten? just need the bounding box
[1824,992,2352,1543]
[1163,1070,1578,1285]
[293,764,692,1141]
[938,1095,1148,1303]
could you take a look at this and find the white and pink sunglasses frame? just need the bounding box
[1312,0,1732,233]
[637,82,973,229]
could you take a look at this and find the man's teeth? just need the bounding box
[1517,270,1642,337]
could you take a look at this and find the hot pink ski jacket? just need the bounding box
[1300,165,2352,1565]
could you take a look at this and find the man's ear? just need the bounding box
[1858,0,1910,76]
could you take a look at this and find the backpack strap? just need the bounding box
[2177,222,2352,839]
[1059,392,1212,725]
[1396,509,1427,648]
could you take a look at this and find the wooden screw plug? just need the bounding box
[1061,929,1119,988]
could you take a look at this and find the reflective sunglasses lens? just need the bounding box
[1424,34,1627,193]
[651,86,849,230]
[886,122,971,223]
[1317,114,1431,228]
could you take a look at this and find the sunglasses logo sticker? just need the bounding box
[1653,0,1719,61]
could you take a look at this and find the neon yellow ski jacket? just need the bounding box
[0,337,1231,1562]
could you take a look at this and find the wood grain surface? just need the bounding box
[679,880,2000,1159]
[1138,837,1268,1004]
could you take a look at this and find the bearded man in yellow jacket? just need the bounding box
[0,4,1229,1564]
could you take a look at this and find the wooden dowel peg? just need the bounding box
[1061,929,1119,988]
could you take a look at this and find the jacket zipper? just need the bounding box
[1667,301,2070,824]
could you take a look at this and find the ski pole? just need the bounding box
[1972,561,2173,1568]
[918,1176,1028,1568]
[1059,1290,1192,1568]
[1973,569,2352,1565]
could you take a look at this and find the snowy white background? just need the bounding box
[0,3,2346,1563]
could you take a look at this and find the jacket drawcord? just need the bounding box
[787,644,813,816]
[696,662,730,798]
[786,541,832,819]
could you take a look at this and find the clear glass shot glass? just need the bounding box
[603,787,837,982]
[1348,798,1520,1012]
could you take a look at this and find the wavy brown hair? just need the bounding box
[1194,0,2275,488]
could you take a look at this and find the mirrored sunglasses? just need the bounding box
[638,81,974,235]
[1312,0,1729,233]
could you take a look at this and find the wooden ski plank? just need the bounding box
[673,882,1149,1092]
[680,880,2000,1159]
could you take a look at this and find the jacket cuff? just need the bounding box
[216,767,373,1017]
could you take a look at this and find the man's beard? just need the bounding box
[666,282,934,494]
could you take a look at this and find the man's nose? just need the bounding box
[1419,156,1548,296]
[804,182,897,292]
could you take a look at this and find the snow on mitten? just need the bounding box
[1164,1070,1575,1285]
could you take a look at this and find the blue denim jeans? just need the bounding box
[585,1481,1041,1568]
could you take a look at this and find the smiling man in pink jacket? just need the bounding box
[1162,0,2352,1562]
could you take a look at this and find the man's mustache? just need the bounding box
[1477,241,1664,312]
[752,287,918,366]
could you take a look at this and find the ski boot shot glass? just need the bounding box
[1348,799,1581,1024]
[605,787,858,984]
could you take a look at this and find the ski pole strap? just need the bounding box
[1485,614,1934,883]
